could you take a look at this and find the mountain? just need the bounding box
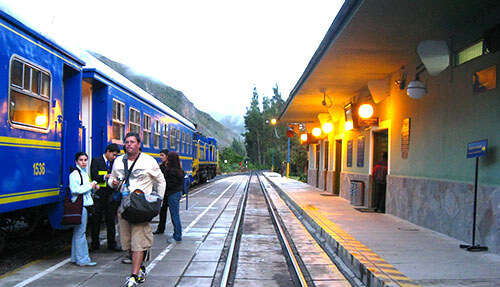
[89,52,240,147]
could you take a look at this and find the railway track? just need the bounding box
[217,172,313,286]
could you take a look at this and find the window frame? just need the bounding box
[176,129,181,152]
[143,113,152,147]
[8,56,52,132]
[169,126,176,150]
[153,119,160,149]
[129,107,141,135]
[162,123,168,149]
[112,99,125,143]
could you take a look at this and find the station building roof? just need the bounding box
[278,0,500,125]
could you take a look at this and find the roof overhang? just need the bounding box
[279,0,500,125]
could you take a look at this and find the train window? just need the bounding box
[112,100,125,141]
[176,129,181,151]
[162,124,168,149]
[154,120,160,149]
[187,134,191,155]
[169,126,176,150]
[129,108,140,134]
[9,58,50,130]
[143,114,151,147]
[11,60,23,87]
[181,131,185,154]
[42,73,50,97]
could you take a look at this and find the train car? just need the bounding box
[0,9,218,253]
[192,133,218,183]
[0,10,85,251]
[79,52,197,184]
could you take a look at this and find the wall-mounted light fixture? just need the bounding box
[300,133,308,142]
[407,64,427,99]
[312,127,322,137]
[322,122,333,133]
[358,104,374,119]
[407,40,450,100]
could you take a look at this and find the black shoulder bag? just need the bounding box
[120,153,163,224]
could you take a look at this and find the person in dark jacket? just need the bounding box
[154,151,184,243]
[153,149,169,235]
[89,143,121,252]
[373,151,388,213]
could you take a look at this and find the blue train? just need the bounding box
[0,10,218,252]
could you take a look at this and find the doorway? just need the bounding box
[372,130,388,211]
[334,140,342,195]
[315,144,320,187]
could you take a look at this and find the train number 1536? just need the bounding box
[33,163,46,175]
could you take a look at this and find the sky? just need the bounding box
[0,0,343,124]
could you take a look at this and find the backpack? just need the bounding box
[373,164,387,184]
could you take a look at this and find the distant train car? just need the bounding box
[0,10,85,250]
[193,133,218,183]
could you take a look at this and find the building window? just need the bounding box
[162,124,168,149]
[129,108,140,134]
[169,126,176,150]
[9,58,51,130]
[112,99,125,141]
[456,40,484,66]
[153,120,160,149]
[143,114,151,147]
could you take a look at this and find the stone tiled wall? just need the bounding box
[326,171,334,194]
[387,175,500,254]
[308,169,318,187]
[340,172,372,207]
[318,170,326,190]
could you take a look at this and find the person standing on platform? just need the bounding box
[89,143,121,252]
[154,151,184,244]
[109,132,165,287]
[373,151,388,213]
[70,152,98,267]
[153,149,169,234]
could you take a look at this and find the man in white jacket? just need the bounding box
[109,132,165,287]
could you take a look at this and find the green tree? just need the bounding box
[231,138,245,157]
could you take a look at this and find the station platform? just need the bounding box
[262,172,500,287]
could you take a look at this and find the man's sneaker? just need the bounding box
[124,276,137,287]
[137,266,146,283]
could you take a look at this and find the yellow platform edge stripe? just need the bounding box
[298,202,421,287]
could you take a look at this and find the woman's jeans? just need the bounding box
[168,192,182,241]
[71,207,91,265]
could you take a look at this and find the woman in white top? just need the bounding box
[70,152,99,266]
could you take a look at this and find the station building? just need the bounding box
[278,0,500,254]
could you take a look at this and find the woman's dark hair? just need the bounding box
[166,151,183,177]
[75,152,88,161]
[160,149,169,156]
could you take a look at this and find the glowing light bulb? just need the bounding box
[300,133,308,142]
[358,104,374,119]
[35,115,47,126]
[312,127,321,137]
[270,118,277,125]
[322,122,333,133]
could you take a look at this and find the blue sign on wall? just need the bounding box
[357,136,365,167]
[347,140,353,167]
[467,139,487,158]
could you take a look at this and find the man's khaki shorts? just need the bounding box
[118,213,153,252]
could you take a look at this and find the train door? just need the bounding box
[334,140,342,195]
[82,81,92,157]
[372,130,388,209]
